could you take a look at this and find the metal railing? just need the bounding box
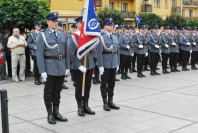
[1,89,9,133]
[141,4,152,12]
[123,12,135,18]
[183,0,198,6]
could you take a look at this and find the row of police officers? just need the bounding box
[31,12,198,125]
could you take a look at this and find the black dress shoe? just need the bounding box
[78,107,85,116]
[108,97,120,110]
[121,75,126,80]
[125,74,131,79]
[83,101,95,115]
[137,73,143,78]
[156,67,160,70]
[39,79,44,84]
[182,68,187,71]
[62,84,68,89]
[54,113,68,122]
[115,78,120,81]
[93,78,98,84]
[150,71,155,76]
[48,113,56,124]
[35,80,40,85]
[103,98,111,111]
[64,79,67,82]
[191,66,197,70]
[171,68,175,72]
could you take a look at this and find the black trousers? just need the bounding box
[178,49,183,64]
[25,47,31,73]
[191,51,198,66]
[6,55,12,76]
[170,52,179,68]
[44,75,64,110]
[120,54,131,75]
[93,58,99,79]
[150,52,159,70]
[137,54,145,72]
[32,56,40,80]
[162,53,169,69]
[100,68,116,99]
[73,69,92,101]
[182,51,190,68]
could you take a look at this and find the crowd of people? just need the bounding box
[0,12,198,124]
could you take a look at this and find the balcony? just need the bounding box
[141,4,152,12]
[123,12,135,18]
[183,17,198,21]
[172,6,181,13]
[96,0,102,7]
[183,0,198,6]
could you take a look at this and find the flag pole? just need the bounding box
[82,54,87,96]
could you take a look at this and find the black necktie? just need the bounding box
[110,34,113,40]
[54,31,57,38]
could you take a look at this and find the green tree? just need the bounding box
[138,13,163,28]
[97,7,124,27]
[0,0,50,33]
[163,14,187,28]
[187,19,198,28]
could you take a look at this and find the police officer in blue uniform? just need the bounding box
[36,12,69,124]
[97,18,120,111]
[27,21,43,85]
[178,27,191,71]
[169,26,180,72]
[68,16,95,117]
[133,25,147,77]
[160,26,171,74]
[148,25,161,75]
[119,25,133,79]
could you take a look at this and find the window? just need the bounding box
[121,3,128,12]
[189,10,193,18]
[109,2,114,10]
[96,0,102,7]
[165,0,168,8]
[154,0,160,8]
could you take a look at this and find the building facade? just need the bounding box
[48,0,198,29]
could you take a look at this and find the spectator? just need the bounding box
[7,28,27,82]
[2,30,12,77]
[0,43,6,80]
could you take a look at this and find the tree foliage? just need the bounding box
[138,13,163,28]
[97,7,124,27]
[163,14,187,28]
[0,0,50,33]
[187,19,198,28]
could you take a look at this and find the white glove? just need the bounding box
[193,42,196,45]
[165,44,168,48]
[139,45,143,49]
[41,72,47,82]
[145,52,148,57]
[35,46,36,49]
[159,50,162,55]
[116,66,119,72]
[172,42,176,46]
[65,69,70,76]
[187,42,190,45]
[131,53,134,57]
[126,45,130,49]
[155,45,159,49]
[78,66,87,73]
[190,50,192,54]
[99,67,104,75]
